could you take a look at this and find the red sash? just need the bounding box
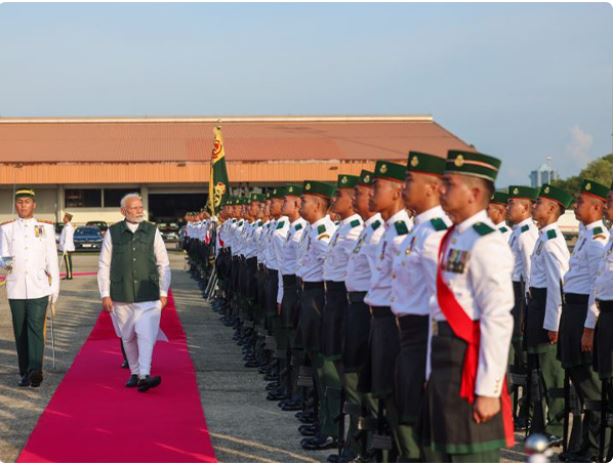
[436,226,514,447]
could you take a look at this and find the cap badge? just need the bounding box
[305,183,312,191]
[410,156,419,167]
[513,187,519,195]
[585,182,592,191]
[379,164,387,174]
[544,186,550,194]
[454,154,465,167]
[341,176,348,184]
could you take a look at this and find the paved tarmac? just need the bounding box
[0,251,544,462]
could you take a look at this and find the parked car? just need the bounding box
[73,226,104,251]
[86,221,109,235]
[158,222,180,242]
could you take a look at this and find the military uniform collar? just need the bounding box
[496,220,509,230]
[340,213,361,226]
[540,221,559,234]
[455,210,489,234]
[585,219,605,232]
[18,216,36,225]
[311,214,330,229]
[365,212,383,227]
[385,208,409,227]
[512,216,533,231]
[414,205,444,225]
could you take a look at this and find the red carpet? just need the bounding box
[17,291,217,463]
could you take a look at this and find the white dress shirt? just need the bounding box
[345,213,384,293]
[59,223,76,253]
[434,210,514,397]
[585,229,613,328]
[297,215,336,282]
[323,213,363,282]
[0,217,60,302]
[364,209,413,307]
[564,219,609,295]
[97,220,171,299]
[509,217,539,287]
[529,222,570,332]
[391,205,451,316]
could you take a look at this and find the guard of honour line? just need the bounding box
[0,147,612,463]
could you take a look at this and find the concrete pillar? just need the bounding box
[56,186,64,223]
[141,186,149,221]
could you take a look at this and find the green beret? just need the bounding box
[406,151,446,175]
[490,191,509,205]
[251,193,266,202]
[539,184,573,208]
[580,179,610,201]
[270,187,285,199]
[445,150,501,182]
[15,188,36,200]
[337,174,359,189]
[303,180,336,199]
[357,170,374,186]
[509,185,540,200]
[277,185,303,197]
[373,160,406,182]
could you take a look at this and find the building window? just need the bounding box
[65,189,102,208]
[104,188,140,208]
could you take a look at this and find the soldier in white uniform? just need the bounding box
[361,160,413,462]
[558,179,610,462]
[391,152,450,461]
[59,212,76,280]
[526,184,572,442]
[488,191,512,243]
[296,180,338,450]
[0,188,60,388]
[419,150,514,462]
[97,193,171,392]
[505,185,540,427]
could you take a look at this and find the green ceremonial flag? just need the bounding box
[208,126,230,214]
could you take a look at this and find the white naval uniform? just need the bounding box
[345,213,384,293]
[297,215,337,282]
[529,222,570,332]
[508,217,539,292]
[97,220,171,377]
[59,223,76,253]
[364,208,413,307]
[495,220,512,244]
[585,228,613,328]
[563,220,609,295]
[434,210,514,397]
[279,217,307,301]
[0,218,60,302]
[323,214,363,282]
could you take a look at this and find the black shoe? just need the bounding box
[137,375,162,392]
[18,375,30,387]
[126,374,139,388]
[301,435,337,451]
[267,389,287,401]
[327,451,357,463]
[280,400,304,411]
[121,359,129,369]
[298,424,318,436]
[29,370,43,388]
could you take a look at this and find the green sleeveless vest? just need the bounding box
[109,220,160,303]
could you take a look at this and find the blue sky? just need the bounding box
[0,2,611,185]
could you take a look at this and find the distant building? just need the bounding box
[529,159,558,187]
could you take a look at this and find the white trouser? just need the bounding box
[111,300,162,378]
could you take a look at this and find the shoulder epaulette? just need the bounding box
[371,219,382,230]
[472,222,495,236]
[394,220,409,236]
[0,219,14,226]
[37,219,54,224]
[295,223,304,231]
[499,226,508,233]
[593,226,605,236]
[546,229,557,240]
[350,219,361,228]
[276,221,284,230]
[238,220,244,227]
[317,224,326,235]
[521,225,530,233]
[257,221,263,227]
[430,218,447,232]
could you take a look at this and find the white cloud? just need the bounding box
[564,125,594,170]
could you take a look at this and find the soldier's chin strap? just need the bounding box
[435,226,515,448]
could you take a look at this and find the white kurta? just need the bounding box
[97,220,171,377]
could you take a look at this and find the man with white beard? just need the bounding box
[97,193,171,392]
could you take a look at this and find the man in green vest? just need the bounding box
[97,193,171,392]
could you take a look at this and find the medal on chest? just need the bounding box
[353,233,367,254]
[534,240,543,256]
[443,248,470,274]
[380,240,388,260]
[34,224,45,238]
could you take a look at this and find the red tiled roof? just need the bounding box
[0,116,474,164]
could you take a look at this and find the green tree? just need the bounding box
[552,154,612,194]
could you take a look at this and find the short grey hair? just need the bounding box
[120,192,142,208]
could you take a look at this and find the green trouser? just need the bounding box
[63,252,73,279]
[509,337,528,416]
[423,446,500,462]
[311,353,341,438]
[396,423,422,461]
[568,365,610,458]
[530,345,565,435]
[9,296,49,376]
[342,371,378,457]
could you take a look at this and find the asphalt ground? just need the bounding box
[0,251,550,462]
